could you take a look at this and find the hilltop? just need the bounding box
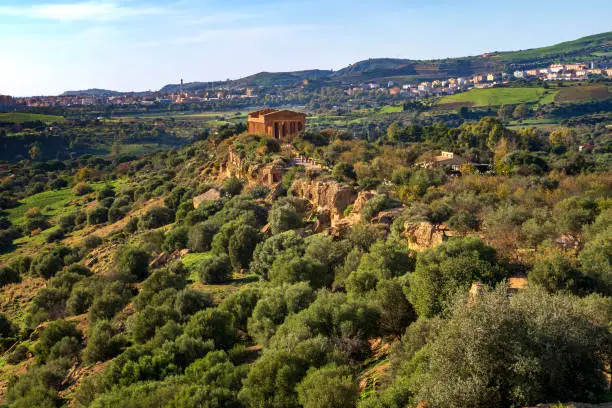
[60,32,611,96]
[160,31,611,90]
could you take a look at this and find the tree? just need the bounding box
[512,104,527,121]
[405,287,611,408]
[83,320,125,364]
[408,237,504,317]
[268,202,302,235]
[113,246,149,282]
[268,254,330,288]
[28,143,42,161]
[448,211,479,234]
[553,196,597,239]
[579,227,612,295]
[250,231,305,279]
[228,224,260,271]
[529,252,585,294]
[247,282,315,346]
[139,206,174,229]
[199,254,232,284]
[296,364,358,408]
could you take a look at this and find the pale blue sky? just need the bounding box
[0,0,610,96]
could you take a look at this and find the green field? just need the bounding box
[4,179,127,226]
[378,104,404,114]
[0,112,65,124]
[438,87,558,107]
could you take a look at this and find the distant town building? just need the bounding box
[0,95,14,107]
[248,109,306,139]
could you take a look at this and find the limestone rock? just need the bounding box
[350,191,375,215]
[291,178,357,224]
[404,221,446,250]
[313,211,331,233]
[193,188,221,209]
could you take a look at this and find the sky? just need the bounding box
[0,0,610,96]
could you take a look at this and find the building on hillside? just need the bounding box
[513,71,526,79]
[565,63,587,71]
[416,151,468,172]
[526,69,538,76]
[248,109,306,139]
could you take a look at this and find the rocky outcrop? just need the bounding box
[193,189,221,209]
[404,221,447,251]
[349,191,375,215]
[291,178,357,224]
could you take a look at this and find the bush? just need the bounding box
[46,228,65,243]
[97,185,115,201]
[139,206,174,230]
[35,319,82,361]
[30,252,64,279]
[83,320,125,364]
[125,216,139,233]
[58,213,77,230]
[0,265,21,287]
[362,194,391,222]
[83,235,103,250]
[73,182,94,196]
[113,246,150,282]
[87,206,108,225]
[296,363,358,408]
[6,344,29,365]
[23,207,49,233]
[163,226,189,252]
[199,254,232,284]
[222,177,245,197]
[188,221,219,252]
[0,313,17,347]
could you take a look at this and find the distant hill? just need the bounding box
[66,31,612,95]
[60,88,124,97]
[161,69,332,93]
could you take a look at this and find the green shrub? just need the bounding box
[87,206,108,225]
[73,182,94,196]
[0,265,21,287]
[139,206,174,230]
[199,254,232,284]
[113,246,150,282]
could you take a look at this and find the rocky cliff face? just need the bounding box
[404,221,447,251]
[291,178,357,224]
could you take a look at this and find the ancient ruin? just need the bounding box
[248,109,306,139]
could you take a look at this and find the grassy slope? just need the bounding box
[0,112,65,124]
[438,87,557,107]
[493,31,612,62]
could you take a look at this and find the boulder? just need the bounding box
[193,189,221,209]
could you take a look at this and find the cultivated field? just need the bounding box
[0,112,65,124]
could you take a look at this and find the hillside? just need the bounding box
[60,89,123,97]
[156,31,612,91]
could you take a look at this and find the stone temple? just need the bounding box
[248,109,306,139]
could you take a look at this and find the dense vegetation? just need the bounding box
[0,76,611,408]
